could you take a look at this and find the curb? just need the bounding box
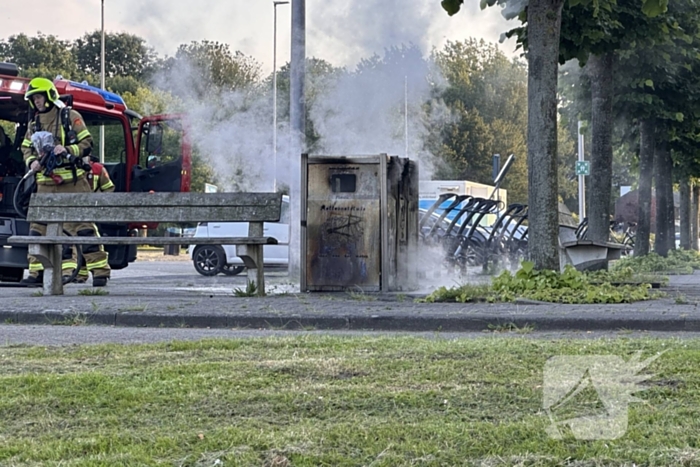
[5,310,700,332]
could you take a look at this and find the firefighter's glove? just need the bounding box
[67,154,90,171]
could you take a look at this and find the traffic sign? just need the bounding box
[575,161,590,176]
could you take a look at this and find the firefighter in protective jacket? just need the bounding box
[19,77,111,287]
[87,157,115,193]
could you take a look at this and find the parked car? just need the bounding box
[188,195,290,276]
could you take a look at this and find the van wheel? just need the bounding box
[221,264,245,276]
[193,245,224,276]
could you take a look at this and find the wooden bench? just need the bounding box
[8,192,282,296]
[558,224,625,271]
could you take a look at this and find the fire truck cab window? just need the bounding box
[83,114,127,164]
[139,120,182,169]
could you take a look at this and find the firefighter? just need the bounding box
[86,155,115,193]
[72,156,115,283]
[19,77,111,287]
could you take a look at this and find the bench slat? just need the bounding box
[28,192,280,208]
[26,192,282,223]
[28,206,281,224]
[8,236,279,245]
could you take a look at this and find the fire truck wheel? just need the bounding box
[0,267,24,282]
[192,245,224,276]
[221,264,245,276]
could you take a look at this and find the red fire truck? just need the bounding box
[0,63,191,282]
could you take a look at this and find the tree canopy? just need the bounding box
[428,39,529,202]
[73,30,159,80]
[161,40,262,99]
[0,33,77,79]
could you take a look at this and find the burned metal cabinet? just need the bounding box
[301,154,418,292]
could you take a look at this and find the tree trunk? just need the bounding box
[635,118,654,256]
[654,139,672,256]
[586,52,615,244]
[526,0,565,271]
[680,175,691,250]
[692,184,699,251]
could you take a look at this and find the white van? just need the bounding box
[188,195,290,276]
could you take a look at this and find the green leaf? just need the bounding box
[441,0,463,15]
[520,261,534,274]
[644,79,654,89]
[641,0,668,17]
[676,112,684,122]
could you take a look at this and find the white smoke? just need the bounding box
[309,44,448,180]
[151,43,455,192]
[97,0,517,72]
[307,0,518,68]
[152,58,276,192]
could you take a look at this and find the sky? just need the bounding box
[1,0,520,74]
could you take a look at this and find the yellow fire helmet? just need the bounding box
[24,77,60,110]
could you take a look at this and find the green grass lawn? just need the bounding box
[0,336,699,466]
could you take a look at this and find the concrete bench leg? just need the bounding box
[236,244,265,296]
[28,223,64,296]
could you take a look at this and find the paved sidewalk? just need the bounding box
[0,266,699,332]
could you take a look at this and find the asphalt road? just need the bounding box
[3,255,700,346]
[107,255,296,294]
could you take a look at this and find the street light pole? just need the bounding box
[289,0,306,286]
[272,0,289,193]
[100,0,106,163]
[578,120,586,220]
